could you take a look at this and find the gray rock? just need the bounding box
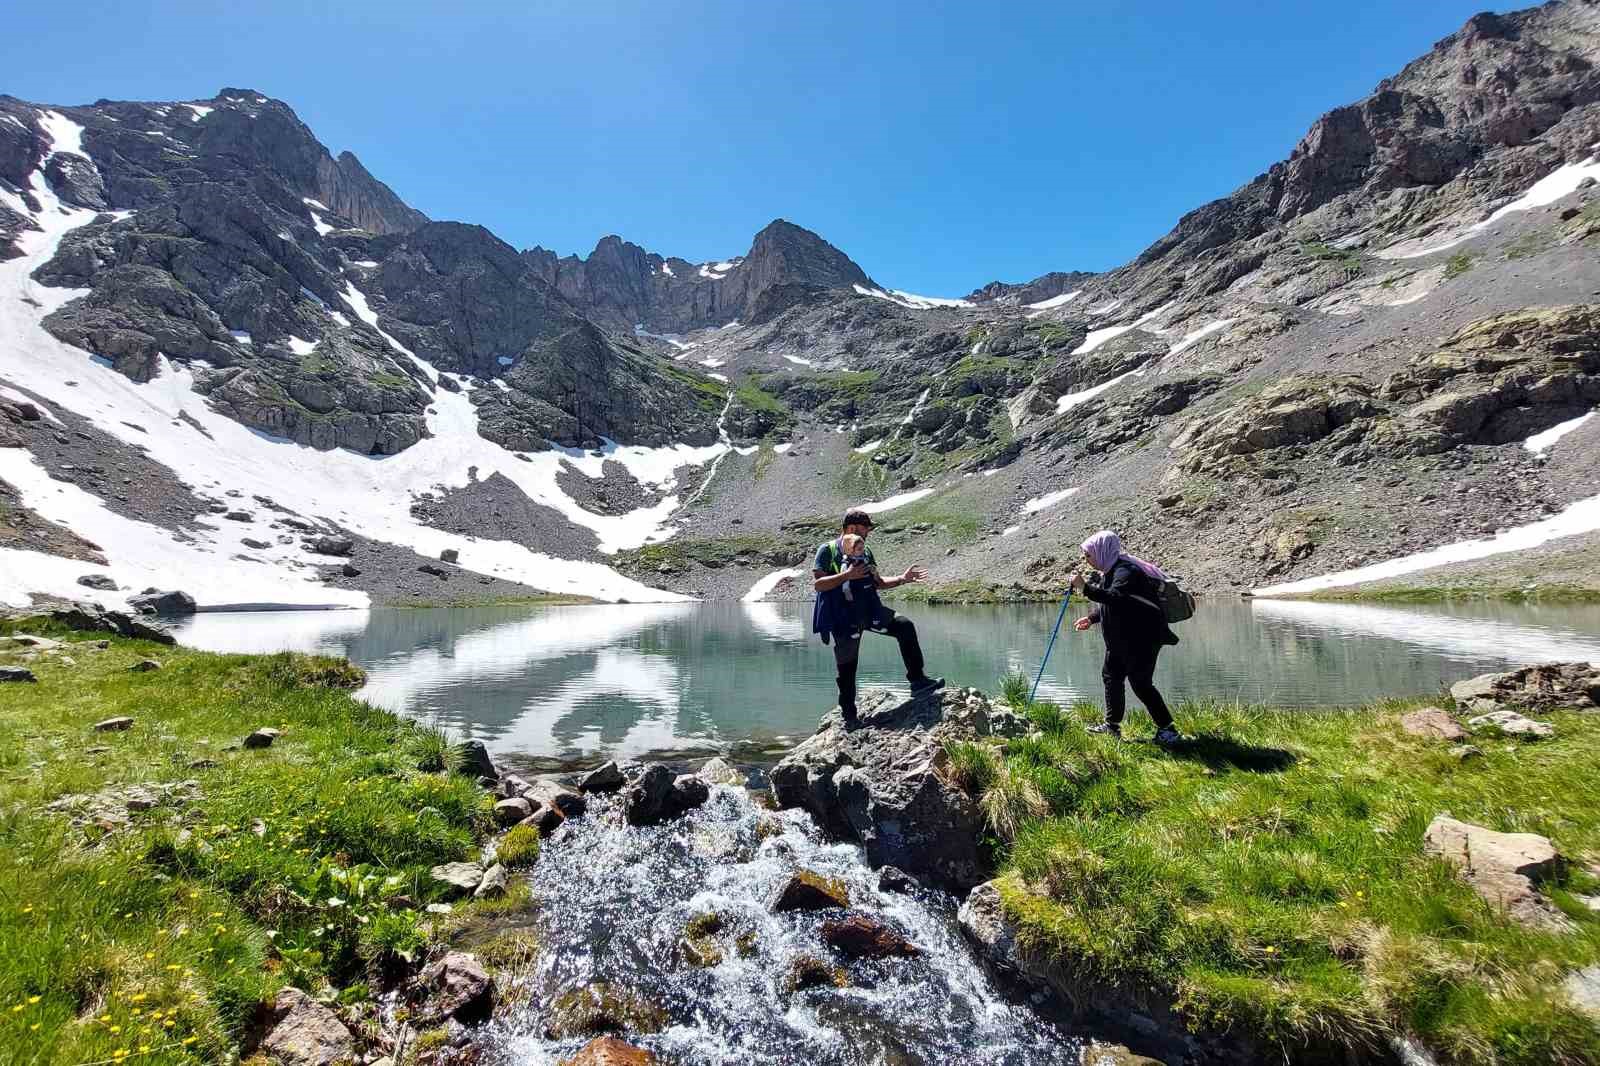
[1401,707,1467,742]
[473,863,509,899]
[523,777,587,818]
[304,536,354,557]
[260,987,354,1066]
[494,797,533,826]
[1467,709,1555,738]
[242,727,280,749]
[127,589,195,616]
[1451,662,1600,715]
[0,667,37,683]
[429,861,485,898]
[440,548,459,563]
[579,760,625,793]
[456,738,496,779]
[697,757,746,787]
[877,865,917,893]
[769,869,849,912]
[75,574,119,590]
[93,716,133,731]
[1422,815,1571,930]
[523,803,565,836]
[129,658,162,672]
[769,687,1029,889]
[1564,964,1600,1020]
[958,880,1027,978]
[241,537,272,550]
[672,773,711,814]
[625,764,678,825]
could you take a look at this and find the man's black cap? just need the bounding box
[842,508,874,529]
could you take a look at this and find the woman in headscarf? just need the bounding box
[1070,529,1182,744]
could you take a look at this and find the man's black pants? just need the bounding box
[831,610,925,710]
[1102,644,1174,730]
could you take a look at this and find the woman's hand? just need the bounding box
[1074,616,1094,632]
[1069,572,1086,593]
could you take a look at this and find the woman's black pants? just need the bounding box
[1102,644,1173,729]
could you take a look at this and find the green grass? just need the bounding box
[657,361,729,414]
[980,697,1600,1063]
[831,452,894,500]
[0,621,515,1065]
[734,381,789,417]
[1443,252,1476,279]
[1299,240,1363,276]
[1505,230,1555,261]
[611,533,794,574]
[874,490,985,546]
[1303,583,1600,605]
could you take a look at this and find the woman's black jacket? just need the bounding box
[1082,559,1179,653]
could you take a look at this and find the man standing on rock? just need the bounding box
[812,508,943,723]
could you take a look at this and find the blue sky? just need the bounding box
[5,1,1496,295]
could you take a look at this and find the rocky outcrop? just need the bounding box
[623,764,711,825]
[1449,661,1600,714]
[1422,815,1572,931]
[409,951,495,1025]
[768,687,1029,889]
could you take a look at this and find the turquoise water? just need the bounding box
[171,599,1600,765]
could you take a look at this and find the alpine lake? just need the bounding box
[170,597,1600,771]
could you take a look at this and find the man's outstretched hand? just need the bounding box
[900,564,928,584]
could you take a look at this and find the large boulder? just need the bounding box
[1422,815,1571,930]
[1467,709,1555,738]
[820,913,919,958]
[1450,662,1600,715]
[768,687,1029,889]
[623,764,709,825]
[958,880,1028,979]
[1401,707,1467,742]
[128,588,196,616]
[259,987,354,1066]
[560,1036,659,1066]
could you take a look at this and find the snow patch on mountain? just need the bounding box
[1525,411,1594,453]
[1022,486,1081,514]
[1056,370,1141,412]
[853,284,975,311]
[1380,155,1600,259]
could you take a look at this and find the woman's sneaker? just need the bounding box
[1086,722,1120,737]
[1153,726,1183,746]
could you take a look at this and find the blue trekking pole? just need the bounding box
[1029,589,1072,705]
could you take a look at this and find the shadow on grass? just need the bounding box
[1148,733,1297,773]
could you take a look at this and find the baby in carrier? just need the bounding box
[838,533,886,632]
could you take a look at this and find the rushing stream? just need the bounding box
[481,786,1078,1066]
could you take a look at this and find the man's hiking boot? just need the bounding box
[1086,722,1120,738]
[909,675,944,697]
[1153,726,1183,746]
[840,704,859,727]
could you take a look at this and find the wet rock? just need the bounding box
[672,773,710,814]
[545,983,667,1040]
[1450,662,1600,714]
[769,869,849,912]
[260,987,354,1066]
[1081,1042,1169,1066]
[697,757,745,787]
[76,573,119,590]
[877,865,917,893]
[128,589,196,616]
[1423,815,1571,930]
[457,739,497,779]
[624,764,677,825]
[820,913,920,958]
[303,536,355,557]
[559,1036,659,1066]
[1467,710,1555,738]
[243,727,280,749]
[785,955,848,993]
[770,687,1029,889]
[495,797,533,826]
[579,760,625,793]
[93,716,134,732]
[0,667,37,683]
[958,880,1027,978]
[474,863,509,899]
[1401,707,1467,742]
[429,861,485,899]
[523,803,565,836]
[411,951,495,1025]
[130,658,162,672]
[523,778,587,818]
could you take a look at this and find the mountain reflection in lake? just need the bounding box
[172,599,1600,764]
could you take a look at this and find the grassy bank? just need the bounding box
[1300,583,1600,605]
[963,688,1600,1064]
[0,619,511,1066]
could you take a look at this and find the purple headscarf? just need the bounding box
[1081,530,1167,581]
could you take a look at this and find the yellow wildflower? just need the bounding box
[27,996,39,1005]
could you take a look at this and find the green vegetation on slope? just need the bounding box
[970,687,1600,1064]
[0,621,511,1066]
